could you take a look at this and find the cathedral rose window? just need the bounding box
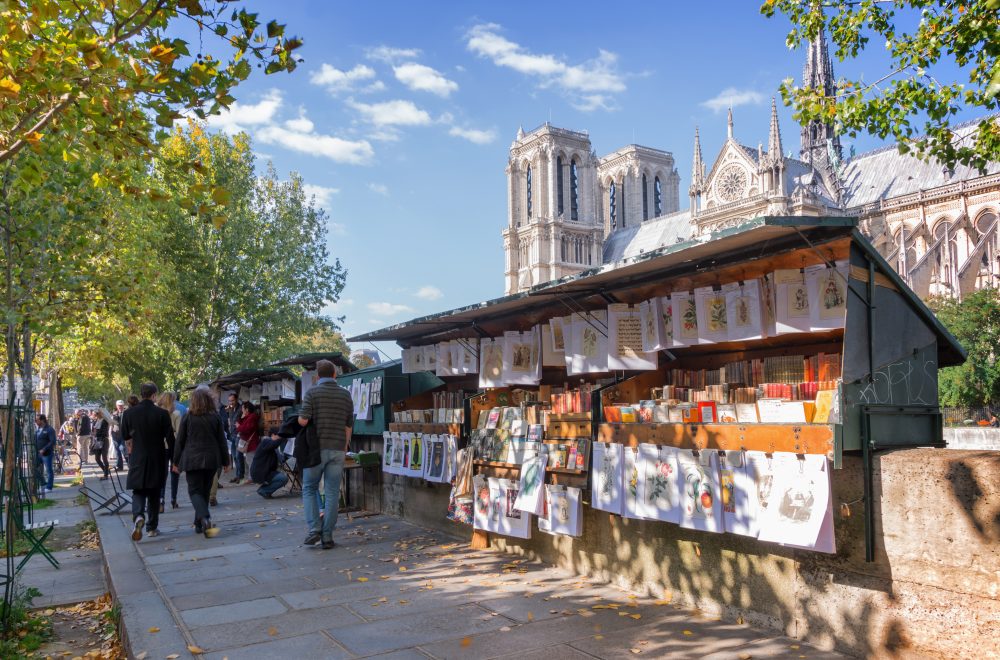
[716,164,748,203]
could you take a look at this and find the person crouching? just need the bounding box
[250,426,289,499]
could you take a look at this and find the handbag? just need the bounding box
[237,437,249,453]
[89,437,105,453]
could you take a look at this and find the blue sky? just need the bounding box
[185,1,976,360]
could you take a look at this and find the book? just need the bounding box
[735,403,759,423]
[652,402,671,423]
[603,406,623,423]
[756,399,808,423]
[548,446,568,469]
[526,424,544,441]
[620,406,638,423]
[667,406,684,423]
[697,401,718,424]
[813,390,835,423]
[486,409,501,429]
[717,404,738,423]
[680,404,700,424]
[638,401,655,423]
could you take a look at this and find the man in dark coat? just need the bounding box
[121,382,175,541]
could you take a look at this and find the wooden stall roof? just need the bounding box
[270,352,357,373]
[349,216,966,367]
[208,366,296,389]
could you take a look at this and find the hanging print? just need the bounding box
[639,298,664,353]
[472,474,492,531]
[426,436,446,482]
[591,441,623,515]
[478,337,505,388]
[543,485,583,537]
[695,286,729,343]
[608,304,657,370]
[806,260,850,330]
[541,324,566,367]
[725,280,764,342]
[622,445,645,519]
[773,269,813,333]
[636,444,681,523]
[678,450,724,533]
[671,291,700,344]
[757,454,835,553]
[513,451,548,515]
[718,450,757,537]
[498,479,532,539]
[407,433,424,477]
[567,311,609,374]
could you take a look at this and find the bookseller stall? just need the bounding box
[270,352,357,404]
[349,216,965,562]
[208,366,298,432]
[335,359,443,514]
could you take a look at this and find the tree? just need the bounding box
[762,0,1000,172]
[928,289,1000,407]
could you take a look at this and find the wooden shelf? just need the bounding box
[473,460,588,487]
[598,422,834,456]
[546,412,592,422]
[388,423,462,435]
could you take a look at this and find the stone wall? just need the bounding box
[384,448,1000,659]
[944,427,1000,451]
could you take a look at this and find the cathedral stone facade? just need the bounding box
[503,32,1000,300]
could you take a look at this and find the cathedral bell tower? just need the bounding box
[503,123,603,295]
[800,27,843,199]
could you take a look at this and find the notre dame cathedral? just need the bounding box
[503,32,1000,300]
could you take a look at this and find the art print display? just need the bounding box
[423,344,438,372]
[542,485,583,537]
[550,316,568,352]
[498,479,532,538]
[745,450,786,524]
[472,474,494,531]
[443,435,459,483]
[623,445,645,519]
[541,324,566,367]
[757,454,835,553]
[718,450,757,537]
[678,450,724,533]
[406,433,424,477]
[382,432,395,473]
[694,286,729,343]
[636,444,681,523]
[400,347,420,374]
[567,310,609,374]
[478,337,505,388]
[725,279,764,342]
[805,261,849,330]
[459,339,480,374]
[608,304,658,371]
[513,452,547,515]
[591,441,624,515]
[502,329,541,385]
[760,273,777,337]
[426,435,447,482]
[773,269,813,333]
[671,291,701,344]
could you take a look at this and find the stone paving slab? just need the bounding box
[83,465,847,659]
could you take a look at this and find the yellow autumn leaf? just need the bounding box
[357,577,368,582]
[398,566,407,572]
[629,614,642,620]
[682,630,693,636]
[460,636,472,647]
[594,634,604,640]
[267,626,278,636]
[0,77,21,97]
[165,655,179,659]
[187,645,205,654]
[147,626,159,633]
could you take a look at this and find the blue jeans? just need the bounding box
[229,435,245,479]
[37,453,54,490]
[302,449,344,541]
[257,471,288,498]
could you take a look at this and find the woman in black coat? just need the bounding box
[173,386,230,537]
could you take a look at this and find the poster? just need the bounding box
[423,344,438,372]
[443,435,459,483]
[382,432,394,472]
[671,291,701,345]
[635,444,681,523]
[550,316,569,353]
[760,273,777,338]
[502,328,541,385]
[591,441,623,515]
[622,445,645,520]
[678,450,724,533]
[567,310,609,375]
[458,339,479,374]
[773,269,813,334]
[608,304,658,371]
[478,337,505,388]
[806,261,849,331]
[718,450,757,537]
[472,474,493,531]
[425,435,447,482]
[757,454,835,553]
[694,286,729,343]
[406,433,424,478]
[540,324,566,368]
[725,280,764,342]
[513,451,547,515]
[400,348,418,374]
[498,479,532,539]
[543,485,583,537]
[639,297,666,352]
[437,341,459,377]
[397,432,411,472]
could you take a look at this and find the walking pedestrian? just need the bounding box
[90,410,111,480]
[34,414,56,494]
[298,359,353,549]
[75,408,92,467]
[172,386,230,537]
[157,392,183,511]
[112,400,128,470]
[224,394,244,484]
[59,417,76,470]
[121,382,175,541]
[235,401,261,485]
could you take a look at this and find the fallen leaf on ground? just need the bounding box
[188,645,205,654]
[630,649,642,654]
[682,630,693,636]
[789,645,800,650]
[147,627,159,633]
[165,655,179,659]
[135,653,148,660]
[357,577,369,582]
[460,637,471,647]
[629,614,642,620]
[268,626,278,636]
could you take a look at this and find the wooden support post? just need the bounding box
[470,529,489,550]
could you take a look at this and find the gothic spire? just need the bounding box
[727,107,734,140]
[799,24,843,199]
[691,126,704,188]
[768,97,783,164]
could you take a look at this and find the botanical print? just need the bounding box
[622,445,643,519]
[551,318,566,351]
[522,458,543,497]
[720,469,736,514]
[819,271,846,319]
[644,305,657,347]
[733,296,751,327]
[707,295,728,333]
[681,298,698,338]
[591,442,623,515]
[683,463,714,520]
[761,275,776,326]
[662,303,674,340]
[473,475,491,530]
[581,325,599,358]
[645,452,675,509]
[601,450,617,497]
[788,283,810,318]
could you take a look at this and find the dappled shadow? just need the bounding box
[945,453,1000,542]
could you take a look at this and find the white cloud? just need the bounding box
[701,87,765,113]
[448,125,497,145]
[393,62,458,97]
[367,45,421,62]
[206,89,283,134]
[367,301,414,317]
[284,110,314,133]
[348,99,432,127]
[257,124,374,165]
[465,24,626,111]
[415,285,443,301]
[302,183,339,208]
[368,182,389,196]
[310,63,377,93]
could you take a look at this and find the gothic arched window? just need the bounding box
[526,165,533,219]
[642,173,649,221]
[570,159,579,221]
[620,178,626,227]
[654,176,663,217]
[557,156,564,216]
[609,181,617,228]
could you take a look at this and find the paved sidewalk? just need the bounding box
[87,473,846,659]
